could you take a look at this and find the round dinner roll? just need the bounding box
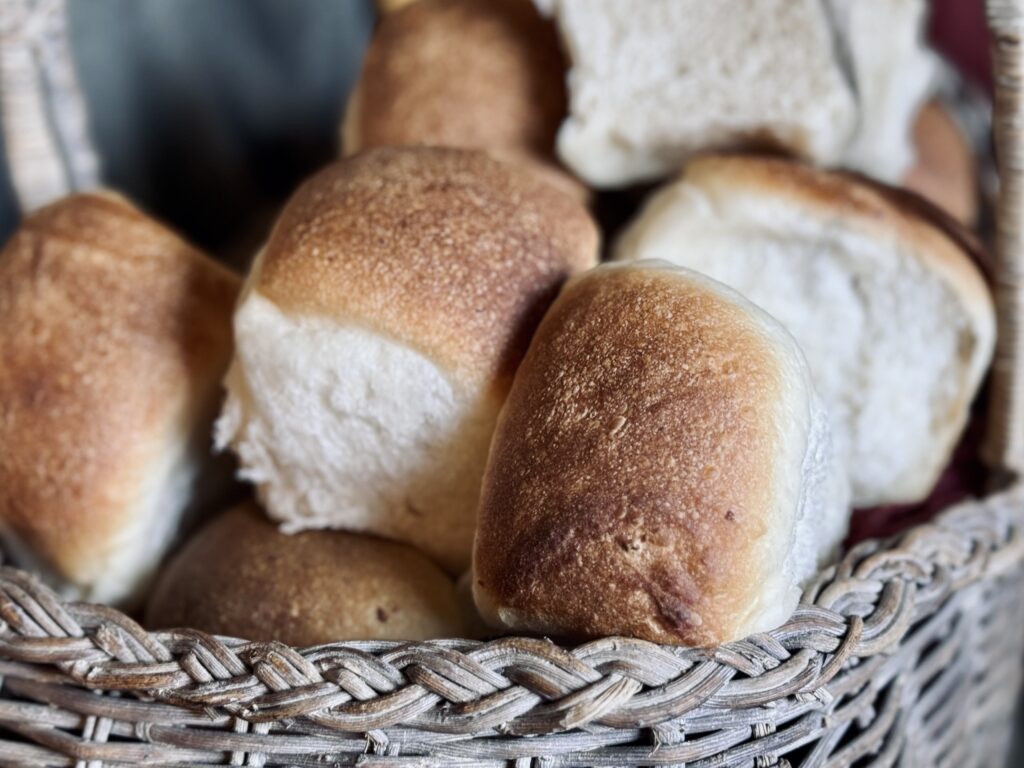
[615,155,995,508]
[0,192,240,605]
[344,0,566,161]
[146,503,465,644]
[903,101,978,226]
[217,147,598,573]
[473,262,850,647]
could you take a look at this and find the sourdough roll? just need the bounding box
[345,0,565,161]
[217,147,599,573]
[0,193,240,605]
[615,155,995,507]
[543,0,935,188]
[903,101,978,226]
[146,503,465,644]
[473,262,849,647]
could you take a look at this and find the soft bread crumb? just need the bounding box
[217,293,495,572]
[544,0,935,187]
[547,0,857,187]
[826,0,938,182]
[615,155,994,506]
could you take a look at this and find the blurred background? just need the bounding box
[0,0,375,255]
[0,0,994,254]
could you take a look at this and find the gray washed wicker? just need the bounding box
[1,0,1024,766]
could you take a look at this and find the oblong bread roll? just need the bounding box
[0,192,240,605]
[474,262,849,647]
[217,147,598,572]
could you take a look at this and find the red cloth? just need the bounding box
[930,0,991,92]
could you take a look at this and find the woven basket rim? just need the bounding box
[0,482,1020,736]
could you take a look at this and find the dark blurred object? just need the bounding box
[1,0,374,263]
[0,128,15,251]
[930,0,992,93]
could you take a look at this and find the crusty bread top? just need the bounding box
[145,503,466,644]
[255,147,599,387]
[348,0,566,158]
[0,193,239,586]
[681,154,992,325]
[474,263,794,646]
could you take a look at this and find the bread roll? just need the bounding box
[146,503,464,644]
[615,155,995,507]
[544,0,935,188]
[903,101,977,225]
[347,0,586,201]
[474,262,848,647]
[345,0,565,161]
[0,193,240,605]
[826,0,937,182]
[546,0,857,188]
[217,147,598,573]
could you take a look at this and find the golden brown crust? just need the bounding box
[344,85,587,202]
[351,0,566,159]
[255,147,599,387]
[473,265,786,647]
[145,503,466,644]
[683,154,992,325]
[489,149,592,205]
[0,193,240,586]
[903,101,978,226]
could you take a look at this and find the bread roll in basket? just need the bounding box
[0,1,1022,766]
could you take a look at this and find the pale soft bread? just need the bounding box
[826,0,937,182]
[615,155,995,507]
[544,0,936,188]
[0,192,240,605]
[345,0,565,161]
[545,0,858,188]
[903,101,978,225]
[217,147,599,573]
[145,503,465,644]
[473,262,849,647]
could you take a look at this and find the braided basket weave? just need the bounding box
[2,1,1024,766]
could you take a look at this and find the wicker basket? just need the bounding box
[2,1,1024,766]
